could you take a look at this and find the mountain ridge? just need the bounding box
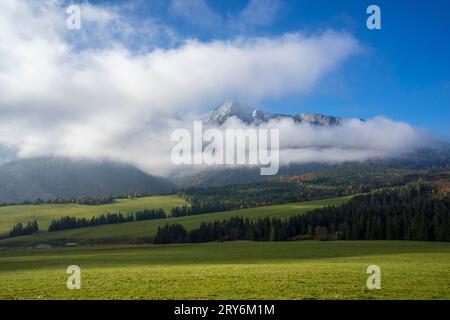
[202,99,344,126]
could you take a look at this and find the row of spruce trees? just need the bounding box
[154,184,450,244]
[0,192,167,207]
[9,220,39,237]
[170,200,234,217]
[48,208,166,232]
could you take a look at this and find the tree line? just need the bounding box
[9,220,39,237]
[48,208,166,232]
[0,192,167,207]
[154,183,450,244]
[170,200,234,217]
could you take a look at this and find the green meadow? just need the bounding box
[1,195,448,300]
[0,194,187,236]
[0,241,448,300]
[0,196,350,246]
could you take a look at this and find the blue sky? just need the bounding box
[83,0,450,139]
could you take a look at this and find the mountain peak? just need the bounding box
[297,112,342,126]
[216,99,251,114]
[203,100,258,125]
[203,100,343,126]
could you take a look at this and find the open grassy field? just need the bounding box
[0,196,351,246]
[0,195,188,235]
[0,241,448,300]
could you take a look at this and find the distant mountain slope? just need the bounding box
[172,163,333,187]
[0,158,174,204]
[174,146,450,188]
[202,100,344,126]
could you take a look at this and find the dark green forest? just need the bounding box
[154,183,450,244]
[47,208,166,232]
[9,220,39,237]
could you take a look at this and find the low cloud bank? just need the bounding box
[220,116,431,166]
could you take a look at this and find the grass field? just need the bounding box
[0,196,350,246]
[0,241,448,299]
[0,195,188,235]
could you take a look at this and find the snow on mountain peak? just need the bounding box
[203,100,343,126]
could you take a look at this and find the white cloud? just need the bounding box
[265,117,431,164]
[215,116,431,168]
[170,0,222,27]
[170,0,283,32]
[236,0,283,28]
[0,0,431,176]
[80,3,116,24]
[67,2,179,51]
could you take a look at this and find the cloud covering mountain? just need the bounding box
[0,0,433,175]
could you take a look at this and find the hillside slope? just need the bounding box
[0,158,174,204]
[0,196,350,246]
[0,194,187,235]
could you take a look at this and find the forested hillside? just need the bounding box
[155,182,450,243]
[182,168,450,210]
